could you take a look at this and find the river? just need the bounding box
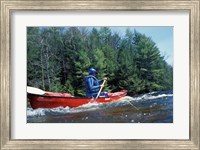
[27,90,173,123]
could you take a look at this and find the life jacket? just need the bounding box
[85,75,101,97]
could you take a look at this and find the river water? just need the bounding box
[27,91,173,123]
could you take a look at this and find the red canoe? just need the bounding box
[28,90,127,109]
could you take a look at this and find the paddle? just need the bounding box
[95,78,107,100]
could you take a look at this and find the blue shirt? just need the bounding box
[85,75,103,98]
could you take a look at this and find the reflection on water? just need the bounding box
[27,91,173,123]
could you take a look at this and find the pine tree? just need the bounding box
[115,30,143,94]
[27,27,43,88]
[74,49,91,96]
[133,31,169,92]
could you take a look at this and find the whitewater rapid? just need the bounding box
[27,91,173,118]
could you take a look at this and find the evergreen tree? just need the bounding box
[74,49,91,96]
[115,31,143,94]
[27,27,43,88]
[133,31,168,92]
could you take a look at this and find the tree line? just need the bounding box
[27,27,173,96]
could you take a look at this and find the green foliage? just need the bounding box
[73,49,91,96]
[27,27,173,96]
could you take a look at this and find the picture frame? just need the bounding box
[0,0,199,149]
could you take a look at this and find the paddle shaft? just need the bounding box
[95,79,106,100]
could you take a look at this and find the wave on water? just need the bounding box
[131,92,173,101]
[27,91,173,118]
[27,107,46,117]
[27,102,104,118]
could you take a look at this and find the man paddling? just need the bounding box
[85,68,108,98]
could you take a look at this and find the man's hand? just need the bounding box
[100,77,107,88]
[103,77,108,80]
[100,84,104,88]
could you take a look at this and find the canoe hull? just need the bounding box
[28,90,127,109]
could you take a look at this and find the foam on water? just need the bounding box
[27,107,46,117]
[27,102,104,117]
[131,93,173,101]
[145,94,173,100]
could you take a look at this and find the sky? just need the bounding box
[107,27,174,66]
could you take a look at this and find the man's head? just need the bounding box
[89,68,97,76]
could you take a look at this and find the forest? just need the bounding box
[27,27,173,96]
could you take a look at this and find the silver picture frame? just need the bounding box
[0,0,199,149]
